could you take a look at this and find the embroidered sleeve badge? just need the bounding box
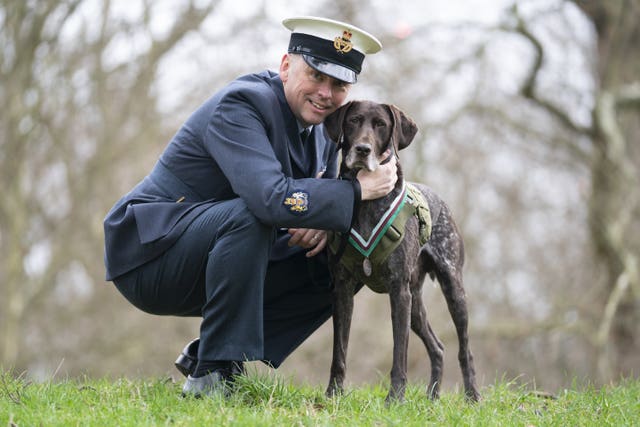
[284,190,309,214]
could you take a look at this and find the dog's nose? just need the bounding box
[355,144,372,156]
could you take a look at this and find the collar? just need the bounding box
[297,123,313,134]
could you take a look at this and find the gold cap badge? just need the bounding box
[334,30,353,54]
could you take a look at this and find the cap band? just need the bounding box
[288,32,364,74]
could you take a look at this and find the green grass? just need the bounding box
[1,369,639,426]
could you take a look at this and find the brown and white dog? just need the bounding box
[323,100,480,404]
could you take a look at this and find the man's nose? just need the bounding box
[317,80,333,98]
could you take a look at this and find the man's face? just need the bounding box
[279,54,351,127]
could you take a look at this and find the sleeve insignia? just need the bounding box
[284,190,309,214]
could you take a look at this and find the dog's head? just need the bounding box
[324,100,418,172]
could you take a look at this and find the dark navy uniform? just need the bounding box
[104,70,358,367]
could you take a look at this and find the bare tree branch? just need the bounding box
[596,253,639,346]
[615,82,640,108]
[466,102,591,164]
[504,4,593,137]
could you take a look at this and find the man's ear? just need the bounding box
[386,104,418,151]
[323,101,354,143]
[279,53,291,83]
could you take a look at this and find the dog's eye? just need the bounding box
[373,119,387,128]
[348,116,362,125]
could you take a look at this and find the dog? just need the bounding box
[323,100,480,404]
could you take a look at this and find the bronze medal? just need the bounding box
[363,257,372,277]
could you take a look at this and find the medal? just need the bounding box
[363,257,372,277]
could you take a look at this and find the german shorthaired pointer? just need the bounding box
[323,100,480,404]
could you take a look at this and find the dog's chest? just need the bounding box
[353,201,391,237]
[329,186,410,291]
[328,182,432,292]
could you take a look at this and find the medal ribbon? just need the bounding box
[348,183,407,258]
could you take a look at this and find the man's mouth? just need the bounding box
[310,100,330,111]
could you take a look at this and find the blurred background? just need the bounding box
[1,0,638,394]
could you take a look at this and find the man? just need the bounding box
[103,16,396,397]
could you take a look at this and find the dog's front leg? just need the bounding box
[326,272,356,398]
[387,282,411,404]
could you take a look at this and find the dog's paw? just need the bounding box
[384,393,406,406]
[465,387,481,403]
[325,384,344,398]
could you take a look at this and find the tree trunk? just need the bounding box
[576,0,640,377]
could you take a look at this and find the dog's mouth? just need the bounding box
[346,159,375,172]
[344,145,386,172]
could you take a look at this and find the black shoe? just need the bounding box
[174,338,199,378]
[181,370,232,398]
[229,360,246,378]
[175,338,246,380]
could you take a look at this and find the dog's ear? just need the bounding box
[387,104,418,151]
[323,101,354,144]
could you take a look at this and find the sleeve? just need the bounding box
[203,90,356,232]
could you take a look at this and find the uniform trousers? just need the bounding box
[113,198,334,368]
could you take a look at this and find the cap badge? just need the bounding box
[284,190,309,214]
[334,30,353,54]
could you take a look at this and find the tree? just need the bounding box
[0,0,218,372]
[505,0,640,378]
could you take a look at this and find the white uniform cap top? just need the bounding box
[283,16,382,83]
[283,16,382,54]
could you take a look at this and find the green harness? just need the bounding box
[328,182,432,293]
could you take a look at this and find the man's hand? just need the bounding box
[287,228,327,258]
[357,152,398,201]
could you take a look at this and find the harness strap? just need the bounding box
[405,183,432,245]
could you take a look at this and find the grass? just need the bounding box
[1,368,639,426]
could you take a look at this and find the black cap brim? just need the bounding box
[302,54,357,84]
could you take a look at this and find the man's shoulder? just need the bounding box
[239,69,280,83]
[212,70,286,119]
[228,70,281,96]
[211,70,279,107]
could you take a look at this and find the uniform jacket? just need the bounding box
[104,70,357,280]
